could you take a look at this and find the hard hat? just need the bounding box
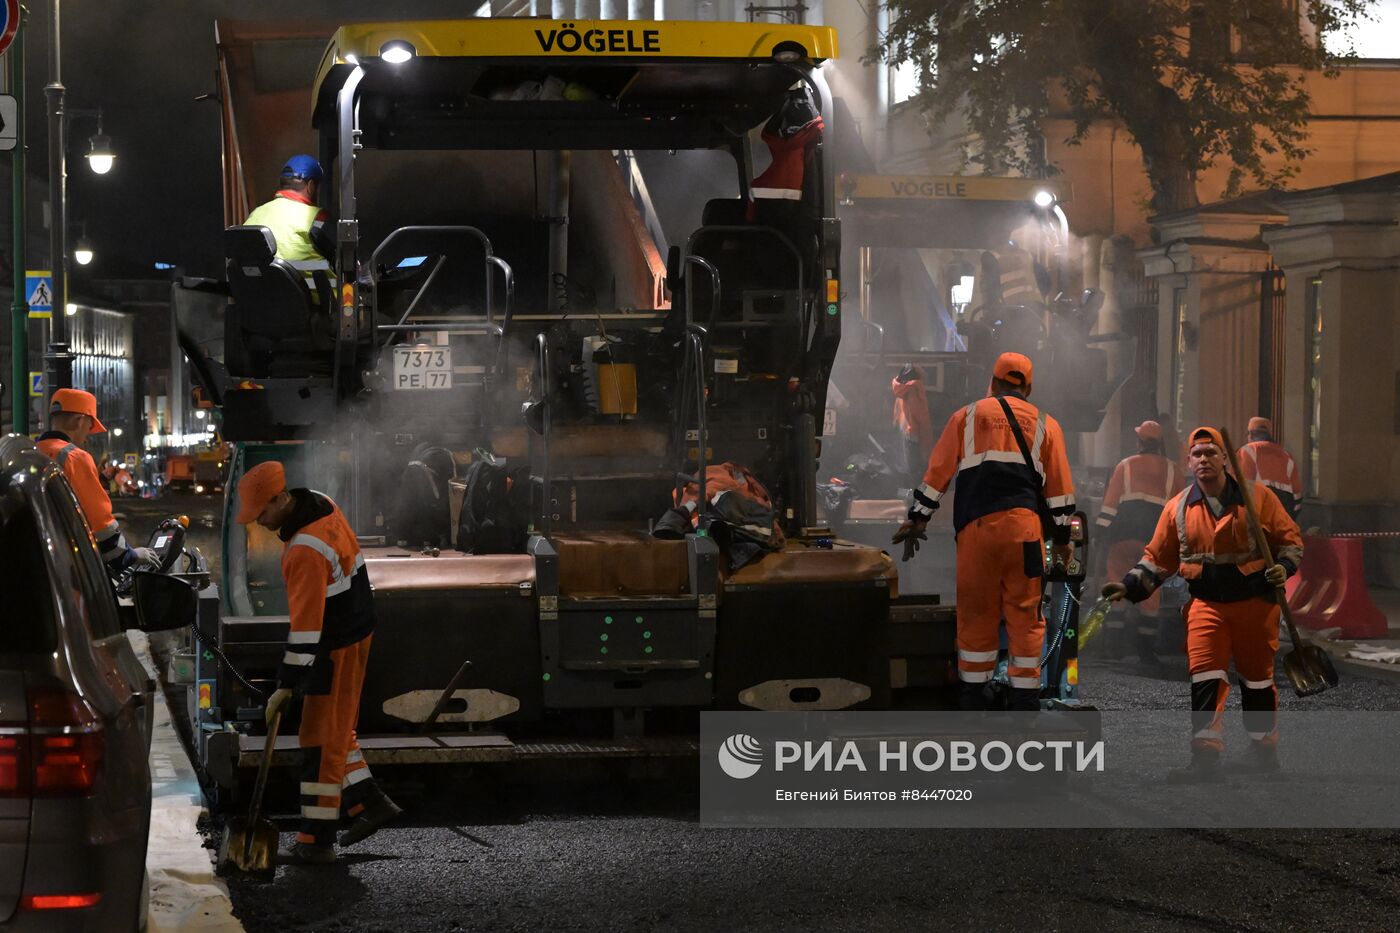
[50,388,105,433]
[281,154,324,183]
[1247,416,1272,435]
[234,461,287,525]
[1134,420,1163,442]
[1188,426,1225,453]
[992,352,1033,390]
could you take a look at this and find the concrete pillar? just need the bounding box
[600,0,626,17]
[628,0,654,19]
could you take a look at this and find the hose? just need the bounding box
[189,623,267,700]
[1040,582,1075,667]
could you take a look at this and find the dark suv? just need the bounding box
[0,436,154,932]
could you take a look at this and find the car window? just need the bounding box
[45,478,123,641]
[0,503,58,654]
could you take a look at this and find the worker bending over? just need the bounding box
[1103,427,1303,782]
[236,462,401,864]
[894,352,1076,711]
[1235,417,1303,520]
[38,389,154,571]
[1095,421,1185,666]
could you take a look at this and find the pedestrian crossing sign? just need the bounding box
[28,371,41,397]
[25,270,52,319]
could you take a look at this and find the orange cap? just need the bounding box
[49,388,105,433]
[1247,416,1272,435]
[234,461,287,525]
[1188,426,1225,453]
[1134,420,1163,442]
[992,352,1033,389]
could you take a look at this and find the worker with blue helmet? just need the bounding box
[243,154,332,262]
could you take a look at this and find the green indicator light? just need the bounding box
[542,673,552,682]
[826,303,838,315]
[644,645,654,654]
[635,616,643,624]
[604,615,613,624]
[643,631,651,639]
[600,646,609,655]
[600,633,609,642]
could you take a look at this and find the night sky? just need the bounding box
[22,1,469,281]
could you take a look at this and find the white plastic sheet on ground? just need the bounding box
[132,631,245,932]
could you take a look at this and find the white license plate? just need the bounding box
[393,346,453,390]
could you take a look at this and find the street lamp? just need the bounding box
[84,126,113,175]
[73,228,94,266]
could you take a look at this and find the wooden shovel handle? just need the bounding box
[246,708,282,828]
[1220,429,1306,645]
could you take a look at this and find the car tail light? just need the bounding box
[0,734,28,796]
[26,687,103,796]
[21,892,101,909]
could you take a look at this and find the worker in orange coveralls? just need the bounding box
[893,352,1076,711]
[1103,427,1303,783]
[235,461,401,864]
[1095,420,1186,667]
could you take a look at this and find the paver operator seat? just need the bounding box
[224,225,335,377]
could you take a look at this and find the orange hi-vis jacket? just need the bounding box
[1125,476,1303,605]
[910,393,1076,543]
[37,431,130,566]
[276,490,375,693]
[1237,440,1303,517]
[1096,453,1185,545]
[891,376,934,453]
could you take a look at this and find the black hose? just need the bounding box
[189,623,267,700]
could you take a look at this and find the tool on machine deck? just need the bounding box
[419,660,474,733]
[217,708,283,878]
[1221,430,1338,697]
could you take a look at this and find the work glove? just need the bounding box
[1050,543,1073,571]
[891,519,928,563]
[129,547,160,570]
[1264,563,1288,587]
[1100,582,1128,602]
[265,687,294,727]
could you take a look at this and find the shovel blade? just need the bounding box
[1283,645,1339,697]
[217,818,279,880]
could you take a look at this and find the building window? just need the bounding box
[1305,276,1323,498]
[1171,286,1189,424]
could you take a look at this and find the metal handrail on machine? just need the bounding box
[369,225,515,383]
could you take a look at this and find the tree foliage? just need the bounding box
[878,0,1376,213]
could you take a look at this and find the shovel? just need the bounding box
[1221,431,1339,697]
[217,708,283,879]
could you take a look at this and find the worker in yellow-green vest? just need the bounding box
[244,154,333,263]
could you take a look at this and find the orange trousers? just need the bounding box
[955,509,1044,691]
[297,635,380,845]
[1185,598,1280,753]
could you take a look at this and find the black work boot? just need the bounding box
[339,793,403,848]
[957,682,988,711]
[276,840,337,865]
[1166,748,1225,784]
[1224,742,1280,775]
[1008,687,1041,712]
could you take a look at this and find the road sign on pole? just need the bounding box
[25,269,52,318]
[28,371,41,397]
[0,0,18,59]
[0,94,14,151]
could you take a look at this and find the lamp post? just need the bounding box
[43,0,70,397]
[43,0,113,400]
[8,5,25,434]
